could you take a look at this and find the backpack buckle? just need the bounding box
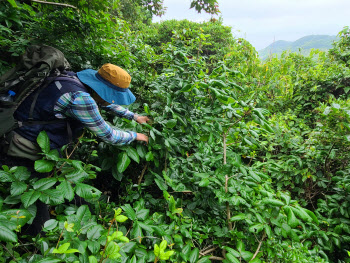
[37,72,48,77]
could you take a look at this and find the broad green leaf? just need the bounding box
[39,189,64,205]
[34,160,55,173]
[197,256,211,263]
[146,151,154,161]
[13,166,31,181]
[43,219,58,231]
[138,221,154,233]
[230,213,247,221]
[136,144,147,158]
[189,248,199,263]
[131,222,143,243]
[125,147,140,163]
[10,181,27,196]
[198,178,210,187]
[57,180,74,201]
[166,119,177,128]
[37,131,50,153]
[226,253,240,263]
[7,0,18,8]
[33,178,57,191]
[105,242,120,259]
[155,178,168,191]
[305,209,319,225]
[75,183,101,199]
[263,198,284,207]
[286,207,299,228]
[121,204,137,221]
[115,215,128,223]
[52,243,70,254]
[87,225,103,240]
[0,226,17,242]
[87,240,100,254]
[76,205,92,223]
[117,152,131,173]
[0,171,14,182]
[290,206,312,223]
[21,190,40,208]
[0,209,32,226]
[136,208,150,220]
[249,223,264,233]
[64,221,74,232]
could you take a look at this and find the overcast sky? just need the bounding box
[153,0,349,50]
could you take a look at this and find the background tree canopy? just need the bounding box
[0,1,350,262]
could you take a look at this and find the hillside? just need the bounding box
[259,35,337,60]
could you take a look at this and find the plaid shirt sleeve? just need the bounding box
[104,104,138,121]
[54,91,137,145]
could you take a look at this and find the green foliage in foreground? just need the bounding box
[1,1,350,262]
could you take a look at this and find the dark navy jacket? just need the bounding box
[14,73,87,149]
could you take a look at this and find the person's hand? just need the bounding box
[136,116,150,124]
[136,133,149,144]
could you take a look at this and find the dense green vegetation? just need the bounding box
[0,1,350,262]
[258,35,337,61]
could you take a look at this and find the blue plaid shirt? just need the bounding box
[54,91,137,145]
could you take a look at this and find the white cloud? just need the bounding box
[153,0,349,50]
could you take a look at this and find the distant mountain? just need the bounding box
[258,35,337,60]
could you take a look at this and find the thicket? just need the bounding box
[0,1,350,262]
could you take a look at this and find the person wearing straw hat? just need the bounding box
[6,63,149,161]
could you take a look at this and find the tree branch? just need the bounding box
[31,0,77,9]
[251,232,266,260]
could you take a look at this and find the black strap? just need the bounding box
[28,77,57,120]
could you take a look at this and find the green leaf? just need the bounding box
[121,204,137,221]
[263,198,284,207]
[230,213,246,222]
[125,147,140,163]
[7,0,18,8]
[75,183,101,199]
[198,178,210,187]
[189,248,199,263]
[249,223,264,233]
[105,242,120,259]
[13,166,31,181]
[138,221,154,233]
[146,151,154,161]
[285,206,299,228]
[290,206,312,223]
[131,222,143,243]
[226,253,240,263]
[166,119,177,128]
[155,178,168,191]
[43,219,58,231]
[87,225,103,240]
[305,209,319,225]
[0,171,14,182]
[0,209,32,226]
[76,205,92,223]
[39,189,64,205]
[136,208,150,220]
[87,241,100,254]
[0,226,17,242]
[115,215,128,223]
[37,131,50,153]
[57,180,74,201]
[34,160,55,173]
[33,178,57,191]
[21,190,40,208]
[136,144,147,158]
[10,181,27,196]
[117,152,131,173]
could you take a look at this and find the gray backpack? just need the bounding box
[0,45,70,137]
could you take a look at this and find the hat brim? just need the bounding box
[77,69,136,105]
